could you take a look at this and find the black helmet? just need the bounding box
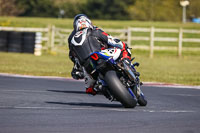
[73,14,93,31]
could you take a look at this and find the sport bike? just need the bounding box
[85,47,147,108]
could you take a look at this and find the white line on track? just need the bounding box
[0,106,196,113]
[167,94,200,97]
[140,82,200,90]
[0,73,83,82]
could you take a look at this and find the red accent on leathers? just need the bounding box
[102,32,108,36]
[121,42,131,60]
[101,47,106,50]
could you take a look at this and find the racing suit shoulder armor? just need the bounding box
[71,28,88,46]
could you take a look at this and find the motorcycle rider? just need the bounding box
[68,14,132,95]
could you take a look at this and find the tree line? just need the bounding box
[0,0,200,21]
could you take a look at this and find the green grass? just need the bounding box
[133,50,200,85]
[0,17,73,28]
[0,48,73,77]
[1,16,200,29]
[0,48,199,85]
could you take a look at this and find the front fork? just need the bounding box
[132,77,142,98]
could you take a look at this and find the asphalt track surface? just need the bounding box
[0,74,200,133]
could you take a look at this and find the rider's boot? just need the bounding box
[85,74,96,95]
[86,87,96,95]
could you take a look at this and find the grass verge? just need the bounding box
[1,16,200,29]
[0,47,199,86]
[133,50,200,85]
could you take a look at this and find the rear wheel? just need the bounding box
[104,71,137,108]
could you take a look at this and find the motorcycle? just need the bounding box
[84,47,147,108]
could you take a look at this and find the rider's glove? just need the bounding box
[107,35,123,49]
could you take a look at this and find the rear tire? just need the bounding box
[104,71,137,108]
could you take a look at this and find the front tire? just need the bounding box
[138,94,147,106]
[104,71,137,108]
[133,85,147,106]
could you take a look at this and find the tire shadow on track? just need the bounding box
[47,89,106,96]
[45,101,123,108]
[47,89,123,108]
[47,90,86,94]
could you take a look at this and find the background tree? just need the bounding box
[0,0,23,16]
[55,0,86,18]
[187,0,200,20]
[16,0,58,17]
[83,0,135,20]
[1,0,200,22]
[128,0,182,21]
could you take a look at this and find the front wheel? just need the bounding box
[133,84,147,106]
[104,71,137,108]
[138,94,147,106]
